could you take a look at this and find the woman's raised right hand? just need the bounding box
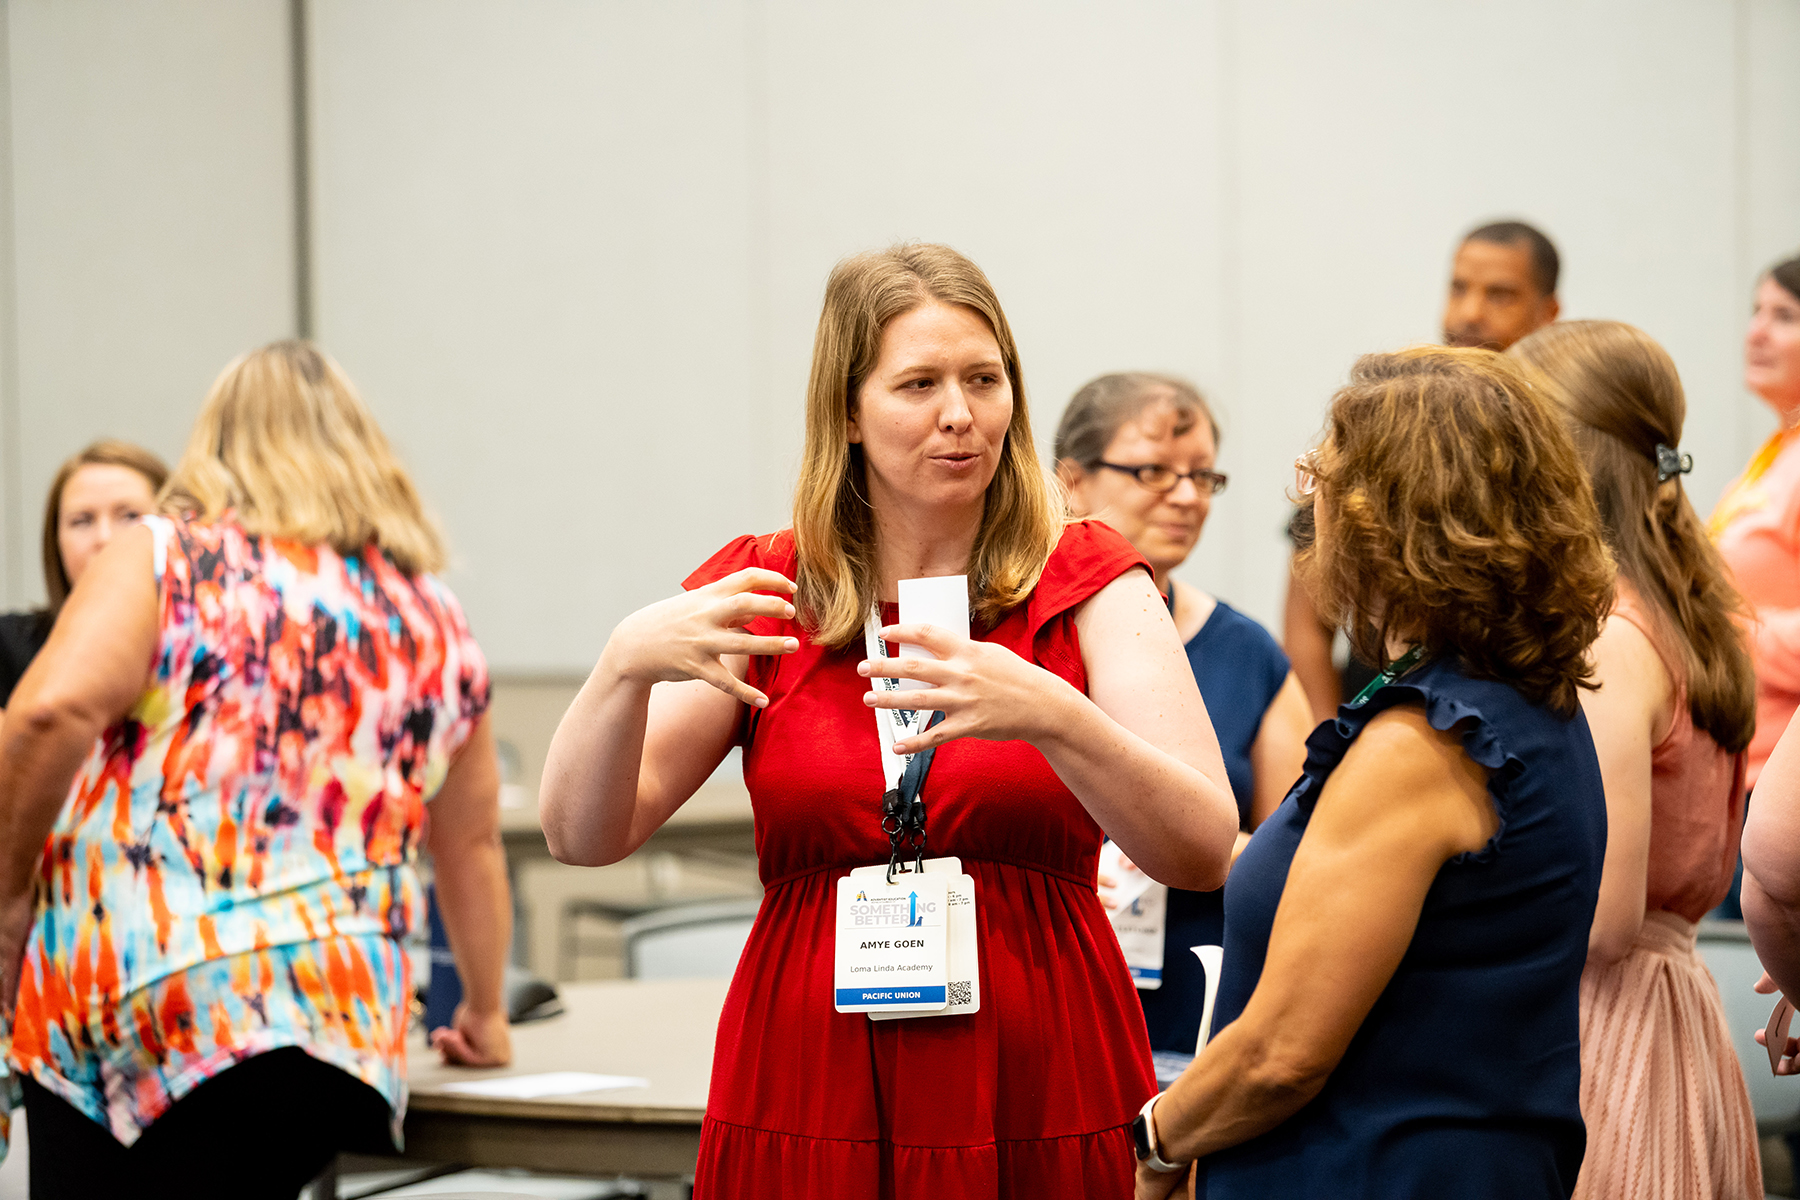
[603,568,800,708]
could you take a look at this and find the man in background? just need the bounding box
[1283,219,1562,722]
[1442,220,1562,350]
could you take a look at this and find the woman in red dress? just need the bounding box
[542,243,1238,1198]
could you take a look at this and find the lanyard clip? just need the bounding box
[880,788,905,836]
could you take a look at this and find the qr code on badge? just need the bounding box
[948,980,972,1006]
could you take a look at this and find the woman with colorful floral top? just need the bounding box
[0,341,511,1199]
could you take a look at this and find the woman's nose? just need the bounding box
[938,385,973,431]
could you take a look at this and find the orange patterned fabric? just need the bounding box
[1711,425,1800,784]
[7,514,488,1145]
[1574,913,1761,1199]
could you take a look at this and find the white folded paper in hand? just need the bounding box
[895,575,970,693]
[438,1071,650,1099]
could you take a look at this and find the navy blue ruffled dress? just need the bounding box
[1200,656,1606,1199]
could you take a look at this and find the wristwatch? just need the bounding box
[1131,1093,1189,1174]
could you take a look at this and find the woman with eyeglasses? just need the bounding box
[1134,347,1612,1199]
[1054,373,1311,1053]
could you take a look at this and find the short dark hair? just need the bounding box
[1463,220,1560,297]
[1770,254,1800,305]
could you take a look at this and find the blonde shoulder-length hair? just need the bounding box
[793,244,1063,648]
[163,340,447,576]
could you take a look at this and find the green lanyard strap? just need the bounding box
[1348,644,1427,708]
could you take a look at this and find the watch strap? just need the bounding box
[1135,1094,1189,1173]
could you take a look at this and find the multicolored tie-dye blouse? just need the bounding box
[8,513,489,1145]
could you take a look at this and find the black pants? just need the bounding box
[23,1047,392,1200]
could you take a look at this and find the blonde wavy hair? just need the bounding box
[163,340,447,576]
[793,244,1062,647]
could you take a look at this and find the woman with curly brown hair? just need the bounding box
[1512,320,1761,1200]
[1132,347,1613,1199]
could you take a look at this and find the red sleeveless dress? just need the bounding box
[683,520,1158,1199]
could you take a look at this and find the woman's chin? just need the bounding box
[1753,385,1800,422]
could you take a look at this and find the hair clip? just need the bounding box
[1654,443,1693,484]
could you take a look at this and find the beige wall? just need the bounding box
[0,0,296,605]
[305,0,1800,670]
[1,1,1797,673]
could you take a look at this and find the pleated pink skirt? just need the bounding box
[1574,911,1762,1199]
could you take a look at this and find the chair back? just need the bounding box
[1697,919,1800,1133]
[621,898,761,980]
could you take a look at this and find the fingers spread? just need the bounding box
[704,664,769,709]
[729,590,797,622]
[880,622,959,653]
[734,634,800,657]
[724,567,797,596]
[893,715,966,755]
[860,656,951,686]
[867,686,945,712]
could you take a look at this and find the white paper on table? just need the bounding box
[895,575,969,693]
[1096,840,1156,911]
[438,1071,650,1099]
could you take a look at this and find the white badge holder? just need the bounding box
[1099,841,1166,989]
[837,577,981,1021]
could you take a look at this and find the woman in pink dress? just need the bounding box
[1513,321,1761,1198]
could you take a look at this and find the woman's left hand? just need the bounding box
[1135,1161,1191,1200]
[431,1002,513,1067]
[860,623,1073,754]
[1752,971,1800,1073]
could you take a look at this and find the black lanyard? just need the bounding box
[881,711,944,883]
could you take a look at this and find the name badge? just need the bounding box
[857,857,980,1020]
[1113,883,1168,989]
[1099,841,1165,990]
[835,871,950,1013]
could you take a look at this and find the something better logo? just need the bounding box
[847,888,938,929]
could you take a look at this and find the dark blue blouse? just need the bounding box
[1137,600,1292,1052]
[1199,657,1605,1198]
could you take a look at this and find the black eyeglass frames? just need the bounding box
[1095,461,1229,495]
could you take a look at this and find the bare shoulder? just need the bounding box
[1586,613,1672,720]
[1071,566,1165,639]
